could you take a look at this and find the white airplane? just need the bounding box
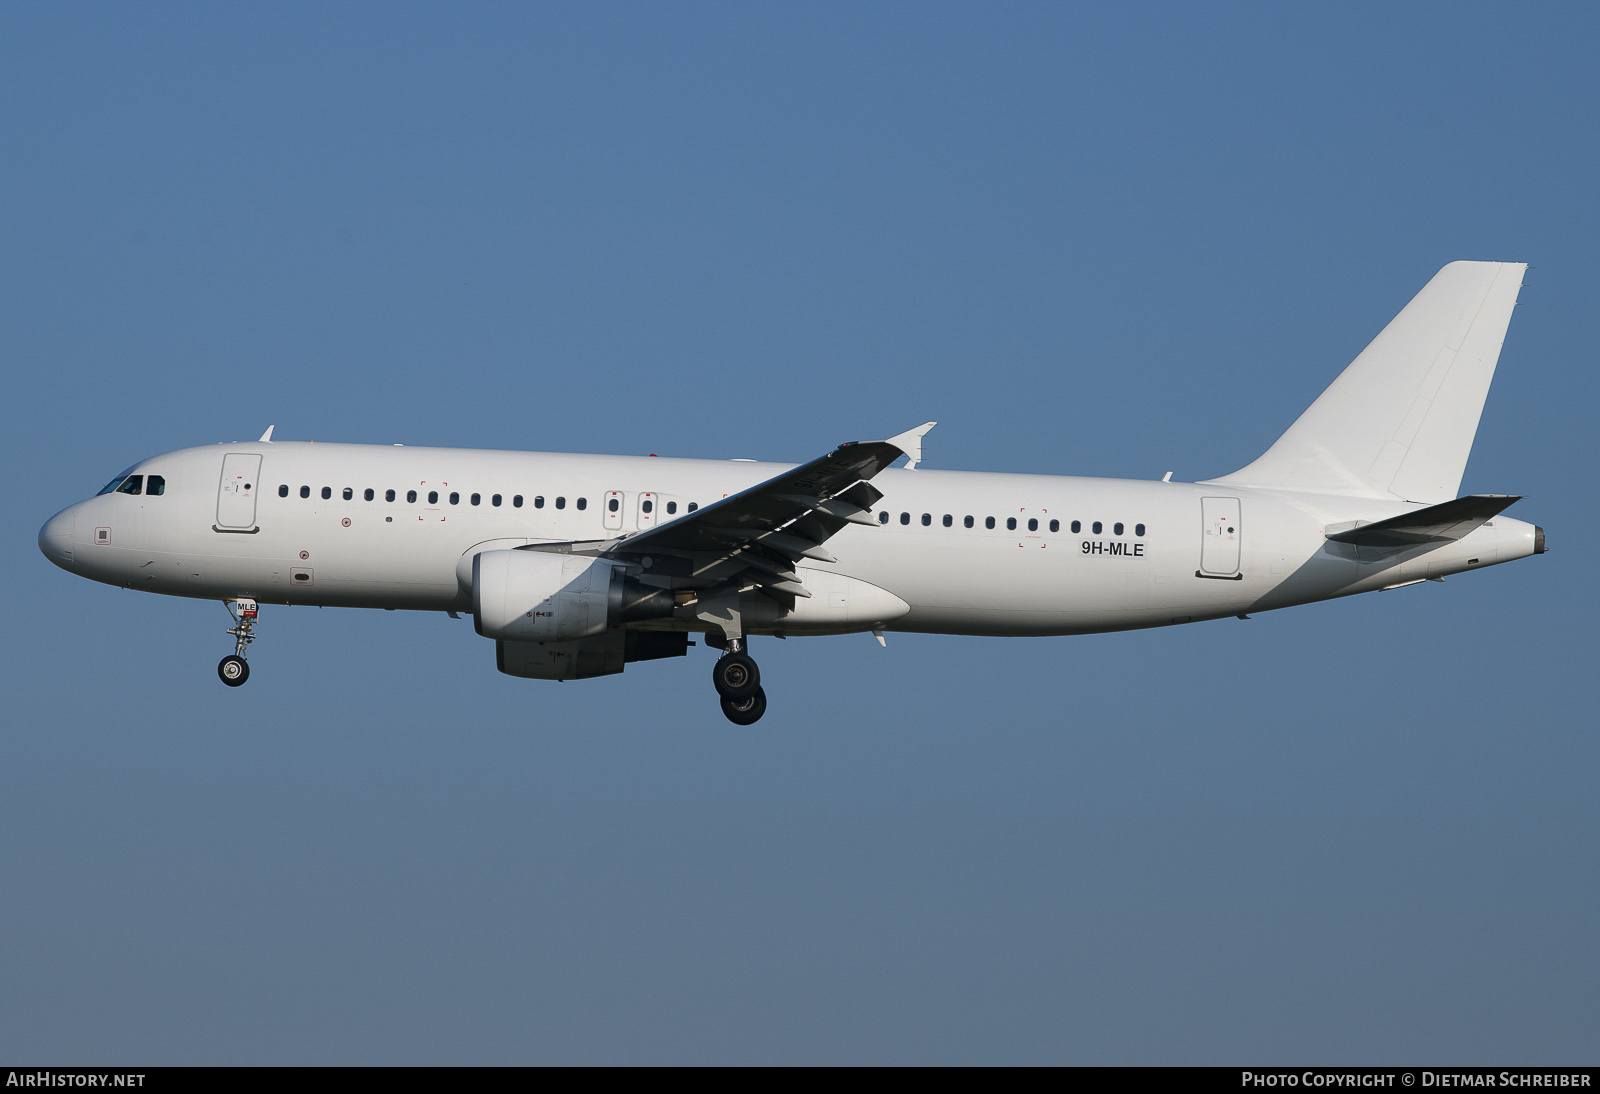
[38,261,1544,724]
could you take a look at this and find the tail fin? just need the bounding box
[1202,261,1526,503]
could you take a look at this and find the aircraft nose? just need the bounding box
[38,506,77,569]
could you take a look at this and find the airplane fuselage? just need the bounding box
[34,262,1547,722]
[39,440,1541,638]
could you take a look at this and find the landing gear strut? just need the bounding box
[712,638,766,725]
[219,599,257,687]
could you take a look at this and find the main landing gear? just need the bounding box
[711,640,766,725]
[219,599,258,687]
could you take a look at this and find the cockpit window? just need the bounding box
[145,475,165,496]
[96,465,143,495]
[115,475,144,496]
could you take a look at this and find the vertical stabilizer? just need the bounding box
[1202,261,1526,503]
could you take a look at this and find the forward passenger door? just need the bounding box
[216,453,262,532]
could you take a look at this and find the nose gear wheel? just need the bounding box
[219,599,259,687]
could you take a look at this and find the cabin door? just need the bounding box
[216,453,262,531]
[1200,497,1241,575]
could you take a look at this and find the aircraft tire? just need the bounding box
[711,652,760,700]
[720,687,766,726]
[218,655,250,687]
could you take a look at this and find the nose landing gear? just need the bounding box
[219,599,258,687]
[712,639,766,724]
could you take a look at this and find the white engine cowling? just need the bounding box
[472,548,679,643]
[473,550,619,642]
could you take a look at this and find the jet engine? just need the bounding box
[495,627,689,681]
[472,549,676,643]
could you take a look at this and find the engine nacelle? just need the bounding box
[496,629,689,680]
[472,549,675,643]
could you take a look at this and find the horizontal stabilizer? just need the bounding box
[1325,494,1521,548]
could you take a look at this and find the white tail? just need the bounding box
[1203,261,1526,503]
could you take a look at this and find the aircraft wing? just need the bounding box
[1325,494,1521,548]
[599,423,934,599]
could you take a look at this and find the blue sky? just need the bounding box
[2,1,1596,1064]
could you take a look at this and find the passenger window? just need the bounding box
[1071,520,1081,533]
[666,501,677,514]
[470,493,480,506]
[428,491,438,504]
[532,496,542,508]
[985,517,995,529]
[1135,524,1145,537]
[1006,517,1017,530]
[1049,519,1058,532]
[343,488,353,500]
[386,489,396,502]
[879,511,889,524]
[576,498,587,510]
[116,475,143,495]
[449,492,459,505]
[491,494,501,507]
[1092,521,1102,534]
[900,512,910,525]
[642,500,652,513]
[511,495,521,507]
[964,515,974,528]
[1114,522,1124,536]
[687,502,698,512]
[407,490,417,503]
[321,487,332,500]
[921,513,931,526]
[942,514,952,527]
[1028,518,1038,531]
[555,497,566,509]
[608,497,620,512]
[279,484,289,497]
[364,488,374,501]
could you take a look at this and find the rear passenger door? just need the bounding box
[1200,496,1241,575]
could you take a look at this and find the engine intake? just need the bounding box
[473,549,675,642]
